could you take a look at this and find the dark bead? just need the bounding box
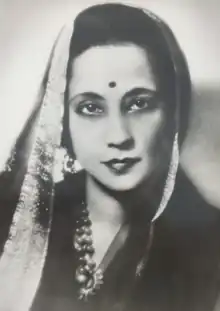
[84,265,92,273]
[87,259,96,269]
[74,242,82,251]
[83,254,92,262]
[84,218,92,226]
[79,256,87,263]
[82,218,92,226]
[77,266,86,275]
[84,236,93,245]
[76,228,84,234]
[86,245,95,253]
[82,245,87,251]
[80,216,89,222]
[75,236,84,244]
[81,233,89,241]
[81,209,89,216]
[84,227,92,235]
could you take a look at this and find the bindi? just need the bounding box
[108,81,117,88]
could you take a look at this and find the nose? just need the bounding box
[105,115,134,150]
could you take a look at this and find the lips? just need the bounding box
[102,157,141,174]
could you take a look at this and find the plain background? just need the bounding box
[0,0,219,207]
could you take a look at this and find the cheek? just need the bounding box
[69,112,105,162]
[129,110,165,153]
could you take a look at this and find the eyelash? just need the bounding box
[75,101,104,116]
[75,96,157,117]
[124,97,156,114]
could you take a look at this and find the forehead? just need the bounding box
[68,44,156,96]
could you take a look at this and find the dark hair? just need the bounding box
[62,3,191,151]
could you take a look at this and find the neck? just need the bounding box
[86,175,125,228]
[85,171,165,227]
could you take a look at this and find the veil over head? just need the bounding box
[0,4,190,310]
[0,23,73,311]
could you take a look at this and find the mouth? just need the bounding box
[102,157,141,175]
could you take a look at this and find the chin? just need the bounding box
[88,161,153,192]
[99,173,148,192]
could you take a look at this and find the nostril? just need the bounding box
[108,138,134,150]
[105,117,134,150]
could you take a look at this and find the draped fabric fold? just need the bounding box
[0,24,73,311]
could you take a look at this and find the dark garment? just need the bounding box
[134,171,220,311]
[1,170,220,311]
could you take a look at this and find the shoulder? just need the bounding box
[162,168,220,227]
[156,168,220,273]
[142,170,220,309]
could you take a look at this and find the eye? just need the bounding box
[126,97,154,113]
[76,101,104,116]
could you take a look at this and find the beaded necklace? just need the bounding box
[73,201,154,301]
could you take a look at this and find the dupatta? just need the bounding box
[0,24,73,311]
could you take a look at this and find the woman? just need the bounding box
[0,3,220,311]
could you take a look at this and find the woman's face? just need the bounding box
[68,44,167,191]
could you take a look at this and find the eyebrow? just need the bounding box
[69,87,157,103]
[121,87,157,101]
[69,92,104,103]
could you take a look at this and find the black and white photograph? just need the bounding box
[0,1,220,310]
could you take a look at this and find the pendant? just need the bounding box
[78,268,104,301]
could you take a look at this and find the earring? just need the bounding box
[53,147,82,183]
[63,149,82,174]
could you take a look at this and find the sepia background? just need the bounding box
[0,0,219,206]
